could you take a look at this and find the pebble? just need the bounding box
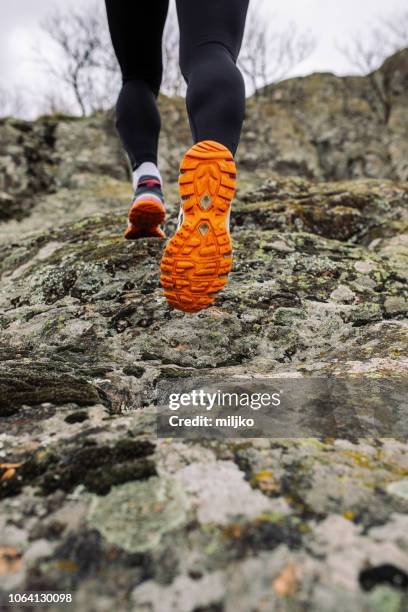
[330,285,356,304]
[268,240,295,253]
[384,296,408,315]
[386,479,408,501]
[24,539,54,564]
[354,261,375,274]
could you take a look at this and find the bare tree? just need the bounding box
[339,9,408,123]
[34,0,317,116]
[160,0,316,97]
[37,89,77,117]
[340,10,408,74]
[34,1,184,113]
[381,10,408,53]
[0,86,28,119]
[35,3,120,116]
[238,0,316,96]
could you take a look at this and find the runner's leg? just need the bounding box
[105,0,170,169]
[176,0,249,156]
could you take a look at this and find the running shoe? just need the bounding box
[124,175,166,240]
[160,140,236,313]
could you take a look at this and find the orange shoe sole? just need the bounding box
[160,140,236,313]
[124,199,166,240]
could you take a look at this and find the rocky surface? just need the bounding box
[0,51,408,611]
[1,50,408,236]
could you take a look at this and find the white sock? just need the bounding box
[132,162,162,190]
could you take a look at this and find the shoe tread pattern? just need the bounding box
[160,141,236,313]
[125,199,166,240]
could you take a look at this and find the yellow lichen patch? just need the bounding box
[253,470,280,495]
[222,524,242,540]
[0,463,22,481]
[298,523,312,535]
[0,547,22,576]
[55,559,78,573]
[297,439,326,450]
[339,451,372,469]
[257,512,286,524]
[272,564,300,597]
[255,470,274,480]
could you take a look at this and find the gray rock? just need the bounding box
[330,285,356,304]
[87,478,188,553]
[0,48,408,612]
[386,480,408,501]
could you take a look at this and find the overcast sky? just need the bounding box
[1,0,407,96]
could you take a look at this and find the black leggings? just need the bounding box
[105,0,249,170]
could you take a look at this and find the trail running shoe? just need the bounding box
[124,175,166,240]
[160,140,236,313]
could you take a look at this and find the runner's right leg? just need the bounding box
[160,0,249,312]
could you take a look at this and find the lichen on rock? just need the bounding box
[1,52,408,611]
